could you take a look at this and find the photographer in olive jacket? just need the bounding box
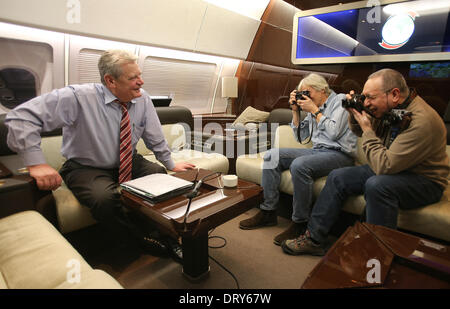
[281,68,449,257]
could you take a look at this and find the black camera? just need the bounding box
[295,90,310,101]
[341,94,366,112]
[291,90,310,108]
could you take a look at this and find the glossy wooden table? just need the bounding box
[121,169,263,280]
[301,221,450,289]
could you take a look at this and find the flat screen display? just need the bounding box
[292,0,450,64]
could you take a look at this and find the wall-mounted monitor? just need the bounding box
[291,0,450,65]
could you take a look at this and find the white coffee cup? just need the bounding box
[222,174,238,187]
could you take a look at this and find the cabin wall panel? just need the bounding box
[195,5,260,60]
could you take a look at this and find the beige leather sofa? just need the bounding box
[236,123,450,243]
[0,210,122,288]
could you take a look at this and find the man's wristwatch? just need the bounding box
[312,110,321,118]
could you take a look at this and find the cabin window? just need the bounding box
[0,68,36,111]
[77,49,103,84]
[0,36,55,113]
[142,56,217,114]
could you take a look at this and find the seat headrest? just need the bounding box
[268,108,293,125]
[156,106,193,131]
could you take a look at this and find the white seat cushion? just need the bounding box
[143,149,229,175]
[0,211,122,289]
[53,183,97,234]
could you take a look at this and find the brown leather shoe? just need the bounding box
[273,221,307,246]
[239,209,277,230]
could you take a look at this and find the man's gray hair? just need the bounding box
[298,73,331,96]
[98,50,138,85]
[368,68,409,96]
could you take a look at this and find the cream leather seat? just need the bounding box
[0,210,122,288]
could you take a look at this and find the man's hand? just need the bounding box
[297,95,317,114]
[28,163,62,191]
[349,108,373,133]
[172,162,196,172]
[289,90,300,112]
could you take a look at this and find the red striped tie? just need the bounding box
[118,101,132,183]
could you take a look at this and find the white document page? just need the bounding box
[122,173,193,197]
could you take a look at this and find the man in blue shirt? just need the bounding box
[239,73,357,246]
[5,49,194,261]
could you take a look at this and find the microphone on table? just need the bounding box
[182,171,221,231]
[185,179,203,199]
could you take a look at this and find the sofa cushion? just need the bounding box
[143,149,229,175]
[136,123,188,155]
[233,106,270,126]
[0,211,122,288]
[397,189,450,241]
[54,269,122,289]
[41,135,66,171]
[53,183,97,234]
[273,125,311,149]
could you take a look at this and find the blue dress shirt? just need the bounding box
[5,83,175,170]
[290,91,357,157]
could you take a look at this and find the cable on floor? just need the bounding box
[208,229,240,289]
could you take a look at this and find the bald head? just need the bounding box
[367,69,409,97]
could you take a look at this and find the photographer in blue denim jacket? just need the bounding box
[239,73,357,246]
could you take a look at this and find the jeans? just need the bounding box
[308,164,444,244]
[260,147,354,223]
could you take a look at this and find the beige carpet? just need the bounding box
[111,208,323,289]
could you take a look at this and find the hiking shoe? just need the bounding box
[273,221,307,246]
[239,209,277,230]
[281,230,326,256]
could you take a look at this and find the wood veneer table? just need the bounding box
[121,168,263,280]
[302,221,450,289]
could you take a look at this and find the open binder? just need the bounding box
[120,173,194,203]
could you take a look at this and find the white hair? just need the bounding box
[98,50,138,85]
[298,73,331,96]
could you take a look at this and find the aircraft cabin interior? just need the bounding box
[0,0,449,294]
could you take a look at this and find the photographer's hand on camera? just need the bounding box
[300,96,317,114]
[289,90,300,112]
[349,108,373,133]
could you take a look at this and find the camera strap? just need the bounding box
[397,87,416,109]
[296,109,313,145]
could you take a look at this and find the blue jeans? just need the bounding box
[308,164,444,244]
[260,147,354,223]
